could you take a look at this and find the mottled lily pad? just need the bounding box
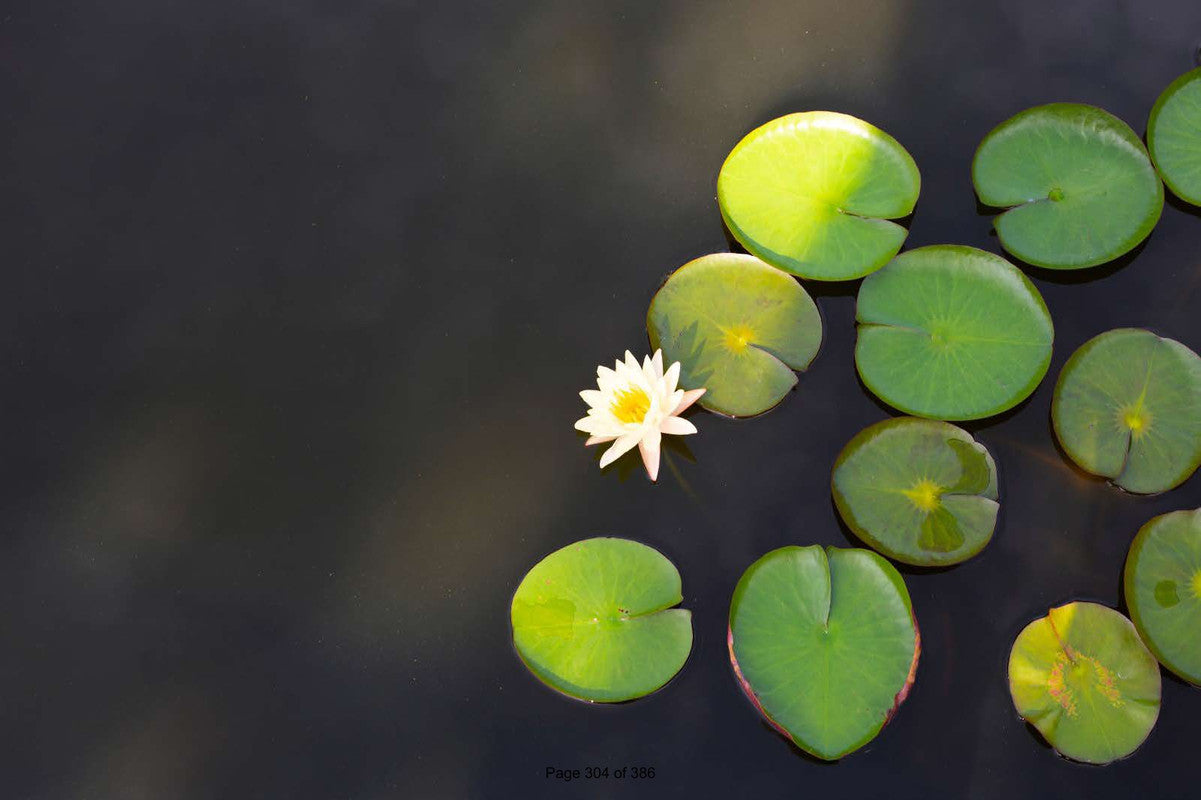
[1124,508,1201,684]
[832,417,999,566]
[1148,67,1201,205]
[717,111,920,280]
[1008,602,1160,764]
[647,253,822,417]
[854,245,1054,421]
[728,545,919,760]
[973,103,1163,269]
[510,538,692,702]
[1052,328,1201,494]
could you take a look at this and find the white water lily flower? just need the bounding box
[575,349,705,481]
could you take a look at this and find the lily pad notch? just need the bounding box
[510,537,693,703]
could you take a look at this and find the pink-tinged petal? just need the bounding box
[585,434,619,446]
[638,429,661,481]
[599,434,639,469]
[663,361,680,394]
[673,388,706,415]
[579,389,605,408]
[660,416,697,436]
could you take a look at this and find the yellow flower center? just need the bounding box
[722,323,756,353]
[902,478,941,512]
[611,386,650,424]
[1122,405,1151,438]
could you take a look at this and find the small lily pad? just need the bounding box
[1124,508,1201,684]
[717,112,920,281]
[854,245,1054,421]
[728,545,919,760]
[832,417,999,566]
[646,253,822,417]
[972,103,1163,269]
[1148,68,1201,205]
[1008,601,1160,764]
[510,538,692,703]
[1051,328,1201,494]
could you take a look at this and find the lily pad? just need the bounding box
[1124,508,1201,684]
[972,103,1163,269]
[1148,68,1201,206]
[1008,602,1160,764]
[832,417,999,566]
[728,545,919,760]
[854,245,1054,421]
[1051,328,1201,494]
[510,537,692,702]
[646,253,822,417]
[717,111,920,281]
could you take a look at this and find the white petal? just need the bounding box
[624,351,640,372]
[663,361,680,394]
[660,416,697,436]
[579,389,606,408]
[638,429,661,481]
[586,434,619,446]
[599,434,640,469]
[673,388,706,415]
[651,349,664,378]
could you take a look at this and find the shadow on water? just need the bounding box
[759,721,842,767]
[1165,190,1201,221]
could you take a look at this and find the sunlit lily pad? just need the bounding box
[728,545,919,760]
[1124,508,1201,684]
[646,253,822,417]
[510,538,692,702]
[973,103,1163,269]
[1008,602,1160,764]
[854,245,1054,421]
[717,112,920,281]
[832,417,999,566]
[1148,68,1201,206]
[1051,328,1201,494]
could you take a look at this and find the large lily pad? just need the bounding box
[1148,68,1201,206]
[972,103,1163,269]
[1051,328,1201,494]
[854,245,1054,421]
[646,253,822,417]
[1008,602,1160,764]
[717,111,920,281]
[832,417,999,566]
[1124,508,1201,684]
[728,545,919,760]
[510,538,692,703]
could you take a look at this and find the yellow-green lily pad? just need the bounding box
[510,538,692,703]
[1148,67,1201,206]
[1008,602,1160,764]
[1051,328,1201,494]
[728,545,919,760]
[832,417,999,566]
[717,111,920,281]
[1124,508,1201,685]
[646,253,822,417]
[973,103,1163,269]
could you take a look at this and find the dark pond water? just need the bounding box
[6,1,1201,797]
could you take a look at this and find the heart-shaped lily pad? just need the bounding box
[854,245,1054,421]
[832,417,999,566]
[1124,508,1201,684]
[646,253,822,417]
[972,103,1163,269]
[717,112,920,281]
[1008,601,1160,764]
[728,545,919,760]
[1148,68,1201,206]
[1051,328,1201,494]
[510,537,692,703]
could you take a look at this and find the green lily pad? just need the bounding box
[510,537,692,703]
[854,245,1054,421]
[831,417,999,566]
[1148,68,1201,206]
[972,103,1163,269]
[717,111,920,281]
[1008,601,1160,764]
[646,253,822,417]
[1051,328,1201,494]
[728,545,919,760]
[1124,508,1201,684]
